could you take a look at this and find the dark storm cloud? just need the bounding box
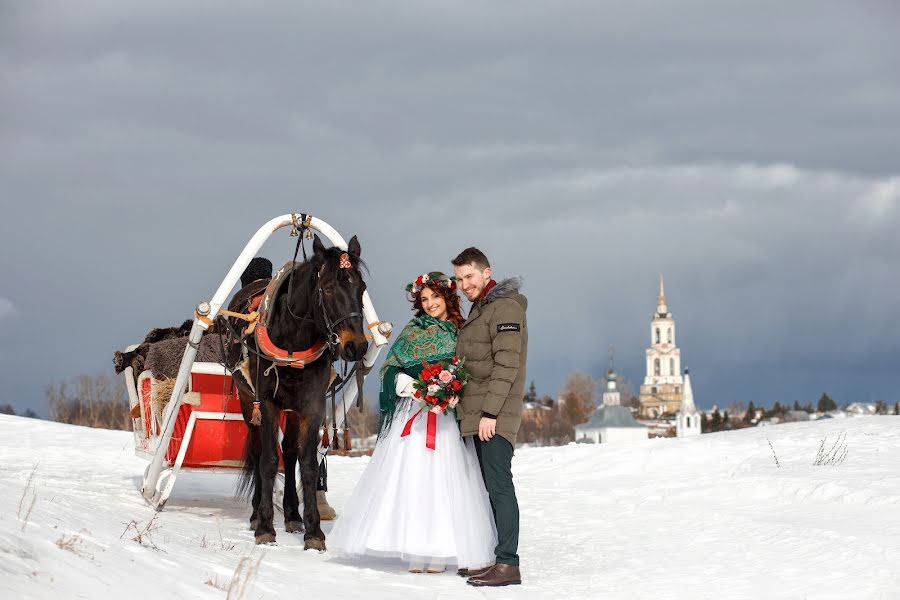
[1,0,898,413]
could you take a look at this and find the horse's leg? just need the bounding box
[298,416,326,551]
[254,398,279,545]
[237,381,263,532]
[282,412,303,533]
[249,448,262,531]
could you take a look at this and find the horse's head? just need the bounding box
[312,234,369,362]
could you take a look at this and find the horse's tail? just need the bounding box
[234,428,256,501]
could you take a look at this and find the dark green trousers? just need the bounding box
[473,435,520,566]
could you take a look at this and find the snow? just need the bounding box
[2,414,900,599]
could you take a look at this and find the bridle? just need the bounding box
[316,281,364,356]
[283,222,365,358]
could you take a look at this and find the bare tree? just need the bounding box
[617,376,640,410]
[558,372,597,439]
[47,374,131,430]
[344,395,380,445]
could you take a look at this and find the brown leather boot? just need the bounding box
[467,563,521,587]
[457,565,493,578]
[316,490,337,521]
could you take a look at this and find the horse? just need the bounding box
[228,234,368,548]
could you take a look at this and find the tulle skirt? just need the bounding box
[329,400,497,568]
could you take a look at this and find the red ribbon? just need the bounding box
[400,408,438,450]
[426,411,436,450]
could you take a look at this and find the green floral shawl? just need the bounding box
[378,314,458,435]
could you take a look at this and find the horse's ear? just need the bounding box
[347,235,361,259]
[313,235,327,261]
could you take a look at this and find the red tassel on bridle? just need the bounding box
[332,423,340,450]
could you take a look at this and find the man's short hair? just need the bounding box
[451,247,491,270]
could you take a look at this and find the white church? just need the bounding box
[575,350,648,444]
[676,368,701,437]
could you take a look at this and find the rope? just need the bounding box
[264,363,280,397]
[218,309,259,323]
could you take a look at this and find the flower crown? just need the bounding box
[406,272,457,294]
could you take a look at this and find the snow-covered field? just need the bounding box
[1,414,899,600]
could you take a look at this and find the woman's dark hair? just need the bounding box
[412,283,465,329]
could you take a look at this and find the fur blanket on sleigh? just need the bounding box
[145,334,229,380]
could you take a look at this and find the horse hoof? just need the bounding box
[304,538,326,553]
[285,520,304,534]
[255,533,277,545]
[249,519,259,531]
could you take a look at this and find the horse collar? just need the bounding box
[255,261,328,369]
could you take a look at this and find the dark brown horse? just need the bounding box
[229,235,368,548]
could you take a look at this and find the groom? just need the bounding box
[452,247,527,587]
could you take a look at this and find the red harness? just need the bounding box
[252,263,328,369]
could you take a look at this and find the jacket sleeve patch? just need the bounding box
[497,323,521,333]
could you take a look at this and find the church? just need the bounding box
[575,349,648,444]
[639,277,685,419]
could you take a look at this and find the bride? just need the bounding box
[329,272,496,573]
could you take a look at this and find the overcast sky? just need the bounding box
[2,0,899,415]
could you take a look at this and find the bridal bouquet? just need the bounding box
[400,356,468,450]
[412,356,468,414]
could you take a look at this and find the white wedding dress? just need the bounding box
[329,377,497,570]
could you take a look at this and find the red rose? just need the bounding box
[451,380,463,391]
[425,395,436,404]
[452,356,459,365]
[432,364,442,376]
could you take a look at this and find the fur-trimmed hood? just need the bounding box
[481,276,526,309]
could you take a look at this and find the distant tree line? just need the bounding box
[33,363,900,443]
[0,404,40,419]
[701,392,898,433]
[518,373,596,445]
[46,374,132,431]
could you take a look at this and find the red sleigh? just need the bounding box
[126,214,392,510]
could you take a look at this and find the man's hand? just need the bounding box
[478,417,497,441]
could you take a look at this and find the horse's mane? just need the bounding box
[286,246,368,314]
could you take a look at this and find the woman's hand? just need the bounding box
[395,373,416,397]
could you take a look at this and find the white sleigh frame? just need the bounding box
[135,214,390,510]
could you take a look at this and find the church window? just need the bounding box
[675,386,680,393]
[654,359,660,376]
[670,358,675,376]
[668,328,672,343]
[686,416,691,427]
[655,328,660,344]
[651,386,658,394]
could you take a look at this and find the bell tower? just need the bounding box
[639,276,684,418]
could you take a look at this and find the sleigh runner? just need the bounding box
[123,214,391,511]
